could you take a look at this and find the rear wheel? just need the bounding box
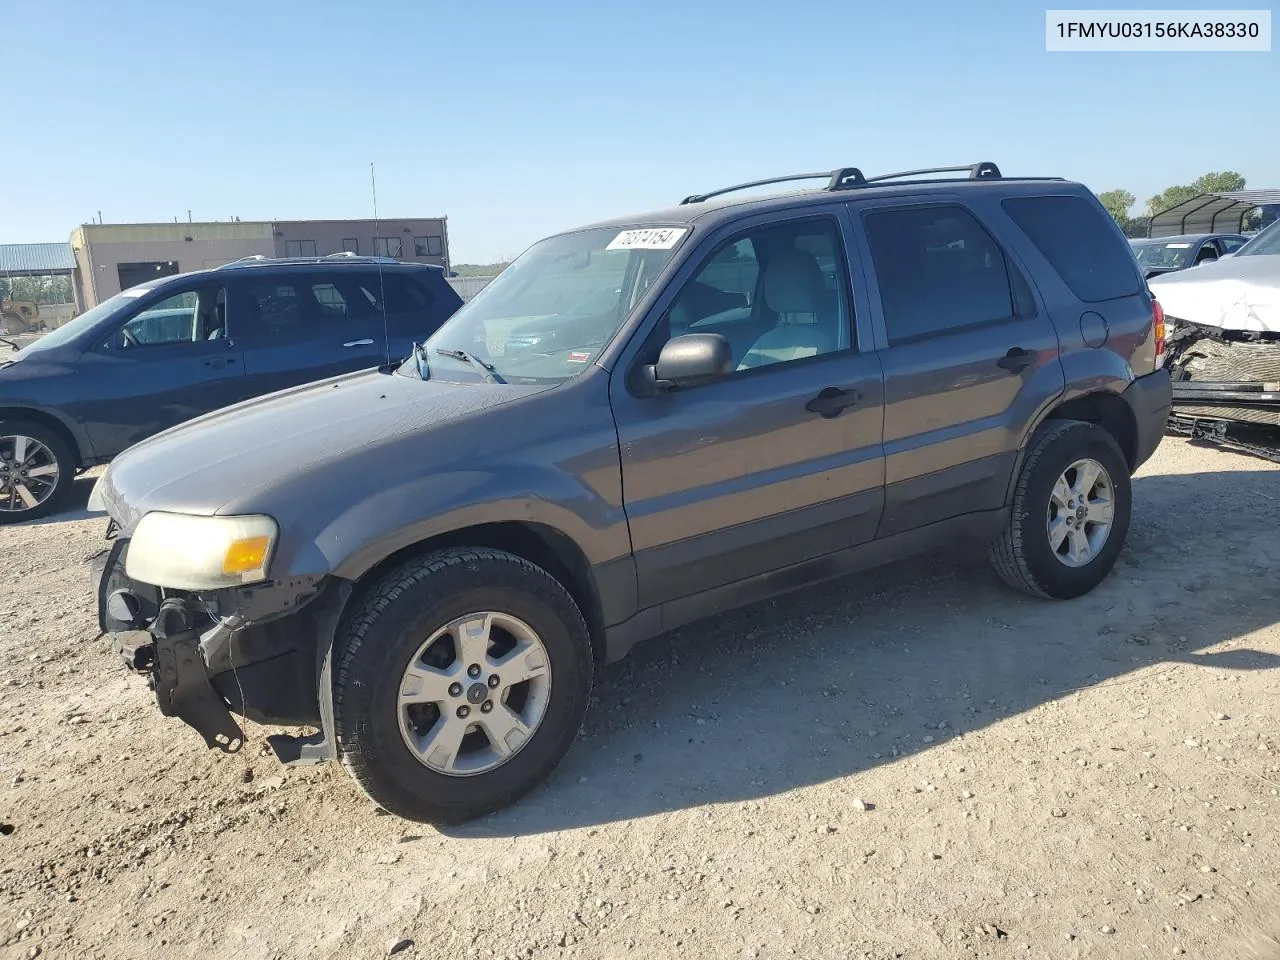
[0,421,76,524]
[334,547,593,823]
[990,420,1132,599]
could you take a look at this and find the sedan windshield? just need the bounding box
[412,225,688,383]
[1131,240,1194,269]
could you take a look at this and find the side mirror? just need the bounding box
[645,333,733,391]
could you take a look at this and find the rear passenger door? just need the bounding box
[232,272,385,397]
[352,270,454,364]
[852,199,1065,537]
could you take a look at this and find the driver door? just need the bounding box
[69,283,247,458]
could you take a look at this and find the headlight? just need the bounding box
[125,512,278,590]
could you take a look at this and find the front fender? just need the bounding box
[278,462,632,583]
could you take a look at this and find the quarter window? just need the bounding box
[1002,195,1141,302]
[373,237,403,258]
[1219,236,1247,253]
[865,205,1014,344]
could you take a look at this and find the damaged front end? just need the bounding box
[93,536,350,766]
[1166,320,1280,428]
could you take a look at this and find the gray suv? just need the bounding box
[92,162,1172,823]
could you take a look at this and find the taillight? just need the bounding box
[1152,299,1166,363]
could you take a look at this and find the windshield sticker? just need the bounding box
[567,351,592,363]
[606,227,688,251]
[1166,242,1192,248]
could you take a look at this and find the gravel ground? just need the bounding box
[1,436,1279,960]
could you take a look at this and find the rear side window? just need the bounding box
[1002,195,1141,303]
[864,205,1015,344]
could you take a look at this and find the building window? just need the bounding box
[285,240,317,258]
[373,237,403,258]
[414,235,443,257]
[341,238,359,254]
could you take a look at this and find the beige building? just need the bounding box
[71,217,450,308]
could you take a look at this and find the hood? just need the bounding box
[1149,255,1280,333]
[98,367,550,529]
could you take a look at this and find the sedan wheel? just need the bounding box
[0,422,75,524]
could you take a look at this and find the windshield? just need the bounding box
[1131,240,1194,269]
[1236,219,1280,256]
[409,225,688,383]
[16,283,159,354]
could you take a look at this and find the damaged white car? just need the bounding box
[1149,218,1280,433]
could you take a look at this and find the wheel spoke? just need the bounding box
[478,703,530,757]
[495,640,548,685]
[1072,460,1100,498]
[1086,498,1114,525]
[453,615,492,667]
[415,715,469,773]
[1068,527,1091,563]
[399,662,457,705]
[25,463,57,479]
[1048,517,1069,552]
[14,484,38,509]
[1050,475,1072,509]
[12,436,27,464]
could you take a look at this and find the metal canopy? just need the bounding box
[0,243,76,277]
[1148,190,1280,238]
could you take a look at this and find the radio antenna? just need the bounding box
[371,162,391,368]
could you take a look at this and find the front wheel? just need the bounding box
[0,421,76,524]
[333,547,593,823]
[990,420,1132,600]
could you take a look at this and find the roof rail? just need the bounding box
[680,162,1005,205]
[215,254,402,270]
[865,162,1002,183]
[680,168,867,205]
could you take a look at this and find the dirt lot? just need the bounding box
[2,436,1279,960]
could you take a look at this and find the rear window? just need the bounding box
[1002,195,1141,303]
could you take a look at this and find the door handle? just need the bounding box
[343,338,376,348]
[997,347,1038,373]
[805,386,862,419]
[202,356,237,369]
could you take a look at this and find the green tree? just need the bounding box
[1097,189,1136,228]
[1147,171,1247,217]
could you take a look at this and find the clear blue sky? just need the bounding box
[4,0,1276,262]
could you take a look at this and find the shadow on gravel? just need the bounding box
[16,475,100,527]
[451,469,1280,837]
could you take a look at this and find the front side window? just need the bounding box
[659,218,851,372]
[865,205,1014,344]
[414,235,443,257]
[415,225,687,383]
[373,237,403,258]
[117,287,226,348]
[1219,236,1248,253]
[284,240,317,258]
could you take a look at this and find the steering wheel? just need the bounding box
[120,327,141,348]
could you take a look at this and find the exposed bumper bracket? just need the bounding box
[152,626,245,754]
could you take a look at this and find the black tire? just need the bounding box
[0,419,76,524]
[989,420,1132,600]
[333,547,593,823]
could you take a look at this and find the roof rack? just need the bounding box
[866,162,1002,182]
[215,254,402,270]
[679,161,1004,205]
